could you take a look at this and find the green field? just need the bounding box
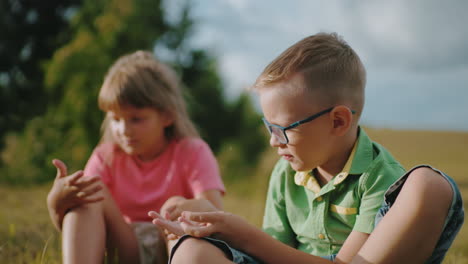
[1,128,467,263]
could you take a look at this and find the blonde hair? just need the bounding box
[254,32,366,115]
[98,50,199,143]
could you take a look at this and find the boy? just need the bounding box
[153,32,406,263]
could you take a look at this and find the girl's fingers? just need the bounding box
[73,176,101,193]
[178,215,200,226]
[78,182,102,196]
[148,211,163,220]
[151,218,185,236]
[165,205,176,213]
[52,159,68,179]
[161,205,177,220]
[167,207,182,221]
[68,170,84,185]
[77,184,103,202]
[181,211,223,223]
[167,233,179,240]
[66,185,79,192]
[81,195,104,204]
[76,174,100,185]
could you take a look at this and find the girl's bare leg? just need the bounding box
[62,186,140,264]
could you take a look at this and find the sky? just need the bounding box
[166,0,468,131]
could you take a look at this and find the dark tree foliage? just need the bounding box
[0,0,81,143]
[0,0,266,185]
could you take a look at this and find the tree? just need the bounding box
[2,0,172,184]
[0,0,267,185]
[0,0,82,145]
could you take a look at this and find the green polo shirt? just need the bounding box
[262,128,405,256]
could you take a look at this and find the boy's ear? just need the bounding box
[330,105,353,136]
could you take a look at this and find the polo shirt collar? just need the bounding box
[348,127,374,175]
[294,127,373,193]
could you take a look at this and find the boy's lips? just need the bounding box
[279,153,294,161]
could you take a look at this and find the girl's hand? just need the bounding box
[159,196,186,220]
[160,196,218,221]
[47,159,104,216]
[148,211,186,240]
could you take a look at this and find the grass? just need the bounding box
[1,128,467,263]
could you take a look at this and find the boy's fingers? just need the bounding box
[181,221,216,238]
[52,159,68,179]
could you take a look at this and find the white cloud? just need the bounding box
[347,0,468,70]
[180,0,468,130]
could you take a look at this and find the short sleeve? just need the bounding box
[178,138,225,196]
[83,143,114,187]
[354,163,404,233]
[262,160,297,247]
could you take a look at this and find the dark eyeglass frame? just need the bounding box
[262,107,356,144]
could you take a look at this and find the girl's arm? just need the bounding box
[195,189,223,209]
[161,189,223,221]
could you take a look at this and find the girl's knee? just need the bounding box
[67,202,102,216]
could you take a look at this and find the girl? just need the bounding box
[47,51,225,264]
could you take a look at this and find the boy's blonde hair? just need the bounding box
[254,32,366,115]
[98,50,199,143]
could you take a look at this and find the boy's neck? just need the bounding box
[315,128,358,186]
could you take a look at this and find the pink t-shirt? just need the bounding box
[84,137,225,222]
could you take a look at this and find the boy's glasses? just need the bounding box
[262,107,355,144]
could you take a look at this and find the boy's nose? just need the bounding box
[269,133,283,148]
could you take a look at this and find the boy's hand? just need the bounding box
[48,159,104,214]
[154,210,253,250]
[160,196,218,221]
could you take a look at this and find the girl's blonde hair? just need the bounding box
[98,50,199,143]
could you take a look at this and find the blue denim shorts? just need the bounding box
[169,235,262,264]
[374,165,465,264]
